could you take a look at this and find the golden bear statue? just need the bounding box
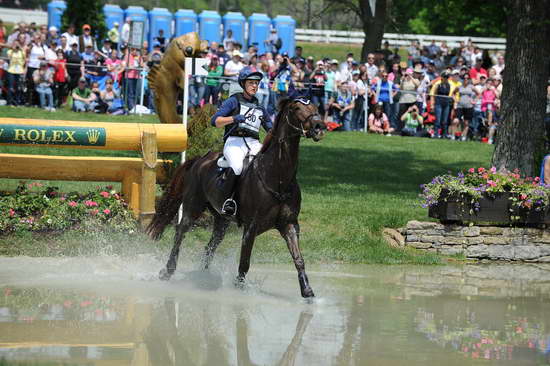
[147,32,208,124]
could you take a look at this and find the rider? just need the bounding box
[210,67,273,215]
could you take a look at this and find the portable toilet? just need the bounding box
[124,6,149,47]
[47,1,66,31]
[248,13,271,54]
[198,10,221,44]
[149,7,173,51]
[103,4,124,34]
[222,12,245,47]
[175,9,197,36]
[272,15,296,57]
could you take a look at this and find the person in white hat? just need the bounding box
[224,49,245,95]
[108,21,120,50]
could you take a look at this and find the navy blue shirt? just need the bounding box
[210,94,273,132]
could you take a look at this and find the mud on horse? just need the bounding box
[146,94,325,298]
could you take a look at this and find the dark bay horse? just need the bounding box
[147,97,324,298]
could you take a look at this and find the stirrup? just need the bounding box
[221,198,237,216]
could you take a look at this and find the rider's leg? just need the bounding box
[220,137,246,215]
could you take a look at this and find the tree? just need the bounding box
[491,0,550,176]
[61,0,106,41]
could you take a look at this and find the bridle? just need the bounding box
[284,98,320,139]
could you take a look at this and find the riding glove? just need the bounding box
[233,114,246,124]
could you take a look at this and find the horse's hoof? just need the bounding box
[234,276,246,289]
[159,268,172,281]
[301,287,315,299]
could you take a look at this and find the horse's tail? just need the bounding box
[146,157,199,240]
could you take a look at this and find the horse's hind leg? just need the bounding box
[201,212,230,270]
[159,214,194,280]
[278,222,314,298]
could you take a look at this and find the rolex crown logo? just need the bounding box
[87,129,101,144]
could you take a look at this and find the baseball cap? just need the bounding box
[48,26,57,32]
[114,22,119,26]
[78,77,87,83]
[316,60,324,66]
[451,69,460,75]
[330,59,339,64]
[232,50,243,57]
[82,24,91,30]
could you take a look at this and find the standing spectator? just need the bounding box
[455,74,475,140]
[407,40,420,66]
[265,28,280,55]
[79,24,97,52]
[430,71,455,138]
[223,29,236,51]
[121,19,131,48]
[108,22,120,50]
[427,40,440,58]
[59,36,69,52]
[365,53,378,80]
[124,47,142,111]
[291,46,304,64]
[216,44,230,66]
[469,58,488,83]
[0,19,6,50]
[368,103,393,135]
[350,70,367,131]
[492,53,505,76]
[379,41,393,65]
[324,60,339,119]
[47,26,60,46]
[33,61,55,111]
[329,80,355,131]
[61,24,78,51]
[224,50,245,95]
[400,105,425,137]
[154,29,167,52]
[399,67,420,120]
[203,55,223,105]
[310,60,327,115]
[256,61,271,110]
[101,39,114,56]
[482,78,498,144]
[6,40,26,106]
[72,78,96,112]
[52,49,68,107]
[425,61,438,81]
[65,43,82,92]
[371,71,399,131]
[26,34,47,106]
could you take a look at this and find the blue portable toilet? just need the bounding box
[149,8,173,51]
[47,1,66,31]
[198,10,221,44]
[103,4,124,33]
[272,15,296,57]
[175,9,197,36]
[248,13,271,55]
[125,6,149,46]
[222,12,245,47]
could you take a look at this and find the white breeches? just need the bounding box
[223,136,262,175]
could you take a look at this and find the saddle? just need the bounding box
[216,154,254,176]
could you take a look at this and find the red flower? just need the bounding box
[8,209,15,217]
[100,191,110,198]
[478,167,486,173]
[103,209,111,215]
[468,168,475,173]
[68,201,78,207]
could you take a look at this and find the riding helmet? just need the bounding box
[238,67,263,88]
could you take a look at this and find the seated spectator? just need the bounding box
[33,61,55,111]
[72,78,96,112]
[368,104,394,135]
[101,78,123,114]
[329,80,355,131]
[400,105,426,137]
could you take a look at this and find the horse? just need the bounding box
[146,96,325,298]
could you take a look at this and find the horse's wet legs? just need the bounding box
[159,215,193,280]
[279,223,314,298]
[236,224,257,284]
[201,214,230,270]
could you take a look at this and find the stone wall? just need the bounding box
[402,220,550,262]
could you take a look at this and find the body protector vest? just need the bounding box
[226,93,264,139]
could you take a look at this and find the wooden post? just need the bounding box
[139,131,157,229]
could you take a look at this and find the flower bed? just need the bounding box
[420,167,550,224]
[0,182,137,235]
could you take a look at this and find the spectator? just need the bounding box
[108,22,120,50]
[454,73,475,140]
[371,71,399,131]
[79,24,97,53]
[330,80,355,131]
[368,103,393,135]
[324,60,339,119]
[72,77,96,112]
[216,44,230,66]
[121,19,131,48]
[400,105,425,137]
[427,40,440,58]
[223,29,236,51]
[399,67,420,120]
[380,41,393,65]
[224,50,245,95]
[265,28,280,55]
[482,77,498,144]
[61,24,78,50]
[0,19,6,49]
[407,40,420,67]
[59,35,69,52]
[124,47,142,111]
[291,46,304,64]
[425,60,438,81]
[350,70,367,131]
[256,61,271,110]
[492,53,505,76]
[365,53,378,80]
[469,58,488,83]
[100,78,123,114]
[203,56,223,105]
[26,34,47,106]
[6,40,26,106]
[471,46,483,65]
[101,39,114,56]
[46,26,59,46]
[310,60,327,115]
[33,61,55,111]
[430,71,456,138]
[65,43,82,92]
[154,29,167,52]
[52,49,68,107]
[413,64,430,112]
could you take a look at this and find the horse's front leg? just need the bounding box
[236,223,257,286]
[279,222,314,298]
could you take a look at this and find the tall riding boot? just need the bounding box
[217,169,239,215]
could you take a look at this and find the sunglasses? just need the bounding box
[106,81,113,85]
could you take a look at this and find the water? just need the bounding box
[0,255,549,365]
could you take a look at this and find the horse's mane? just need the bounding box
[259,97,293,154]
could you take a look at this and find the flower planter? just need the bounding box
[428,191,550,224]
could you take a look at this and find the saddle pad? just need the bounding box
[217,156,230,168]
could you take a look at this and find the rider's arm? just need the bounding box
[211,96,239,128]
[260,107,273,132]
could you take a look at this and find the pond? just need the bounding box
[0,256,549,365]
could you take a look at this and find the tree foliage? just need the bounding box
[61,0,106,41]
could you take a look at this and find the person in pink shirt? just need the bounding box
[105,49,123,85]
[481,78,498,144]
[469,58,488,84]
[368,103,394,135]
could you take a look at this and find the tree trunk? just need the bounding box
[491,0,550,176]
[359,0,387,63]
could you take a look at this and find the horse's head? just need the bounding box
[287,98,326,142]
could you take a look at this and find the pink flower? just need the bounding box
[80,300,92,307]
[60,196,66,201]
[490,166,497,173]
[487,180,497,187]
[468,168,475,173]
[68,201,78,207]
[90,209,99,216]
[8,209,15,217]
[114,193,120,200]
[520,194,527,200]
[100,191,110,198]
[478,167,486,173]
[63,300,73,308]
[103,209,111,215]
[85,200,98,207]
[534,177,540,182]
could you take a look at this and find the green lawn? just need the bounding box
[0,106,494,264]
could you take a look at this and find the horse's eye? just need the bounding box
[184,47,194,57]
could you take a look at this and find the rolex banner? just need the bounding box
[0,124,106,146]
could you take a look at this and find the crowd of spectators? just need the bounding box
[1,20,548,143]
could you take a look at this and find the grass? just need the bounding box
[0,106,494,264]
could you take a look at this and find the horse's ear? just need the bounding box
[288,80,299,99]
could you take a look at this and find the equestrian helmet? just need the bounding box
[238,67,263,88]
